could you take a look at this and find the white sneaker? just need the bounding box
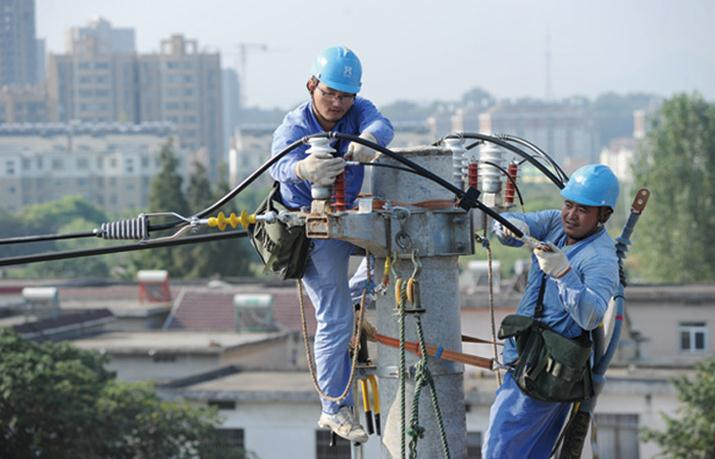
[318,407,369,443]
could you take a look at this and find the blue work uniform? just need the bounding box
[483,210,619,459]
[269,97,394,414]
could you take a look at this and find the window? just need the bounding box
[593,414,639,459]
[466,431,483,458]
[316,430,350,459]
[5,160,16,175]
[679,322,708,352]
[77,158,89,169]
[203,428,245,459]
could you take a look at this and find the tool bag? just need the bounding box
[248,182,311,279]
[498,274,593,403]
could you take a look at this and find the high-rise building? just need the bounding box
[0,0,38,86]
[47,28,224,179]
[47,52,139,123]
[138,35,223,178]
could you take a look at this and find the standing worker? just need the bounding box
[269,46,394,442]
[482,164,621,458]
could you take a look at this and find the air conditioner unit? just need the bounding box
[234,293,276,332]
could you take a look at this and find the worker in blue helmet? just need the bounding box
[269,46,394,443]
[483,164,620,458]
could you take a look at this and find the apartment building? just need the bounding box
[46,20,223,179]
[0,122,182,213]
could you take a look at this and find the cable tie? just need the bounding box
[434,346,444,360]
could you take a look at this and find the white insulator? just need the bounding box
[444,137,466,190]
[479,143,503,193]
[305,137,336,200]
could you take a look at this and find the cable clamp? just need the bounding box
[458,187,481,210]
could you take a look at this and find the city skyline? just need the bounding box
[36,0,715,108]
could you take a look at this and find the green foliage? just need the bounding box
[0,329,246,459]
[641,357,715,458]
[21,218,112,278]
[631,93,715,282]
[179,164,257,278]
[19,195,108,231]
[1,198,115,278]
[133,141,190,277]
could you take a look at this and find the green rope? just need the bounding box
[407,314,451,459]
[398,276,407,459]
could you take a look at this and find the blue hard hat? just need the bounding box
[560,164,620,209]
[311,46,362,94]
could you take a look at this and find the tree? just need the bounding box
[181,163,256,278]
[631,93,715,282]
[641,357,715,458]
[133,140,191,277]
[0,330,247,459]
[22,218,111,278]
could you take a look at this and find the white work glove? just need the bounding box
[295,151,345,186]
[346,132,379,163]
[494,217,530,241]
[533,242,571,278]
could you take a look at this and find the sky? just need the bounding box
[37,0,715,109]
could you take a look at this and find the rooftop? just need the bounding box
[165,285,317,334]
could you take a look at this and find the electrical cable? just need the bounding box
[0,230,98,246]
[439,132,565,189]
[0,138,309,246]
[497,133,569,183]
[1,131,528,250]
[480,160,525,207]
[0,230,248,268]
[329,132,525,238]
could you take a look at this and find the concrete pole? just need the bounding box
[371,147,472,458]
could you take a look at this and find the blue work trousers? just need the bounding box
[301,239,369,414]
[482,372,571,459]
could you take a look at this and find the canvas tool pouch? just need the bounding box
[499,314,593,403]
[248,182,311,280]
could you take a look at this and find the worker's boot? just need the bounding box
[318,406,369,443]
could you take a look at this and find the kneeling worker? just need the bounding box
[482,164,621,458]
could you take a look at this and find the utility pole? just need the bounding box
[305,145,485,458]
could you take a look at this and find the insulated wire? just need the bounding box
[440,132,565,189]
[0,230,248,267]
[498,134,569,183]
[480,160,526,208]
[0,138,309,245]
[330,132,525,238]
[0,131,528,247]
[0,230,97,246]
